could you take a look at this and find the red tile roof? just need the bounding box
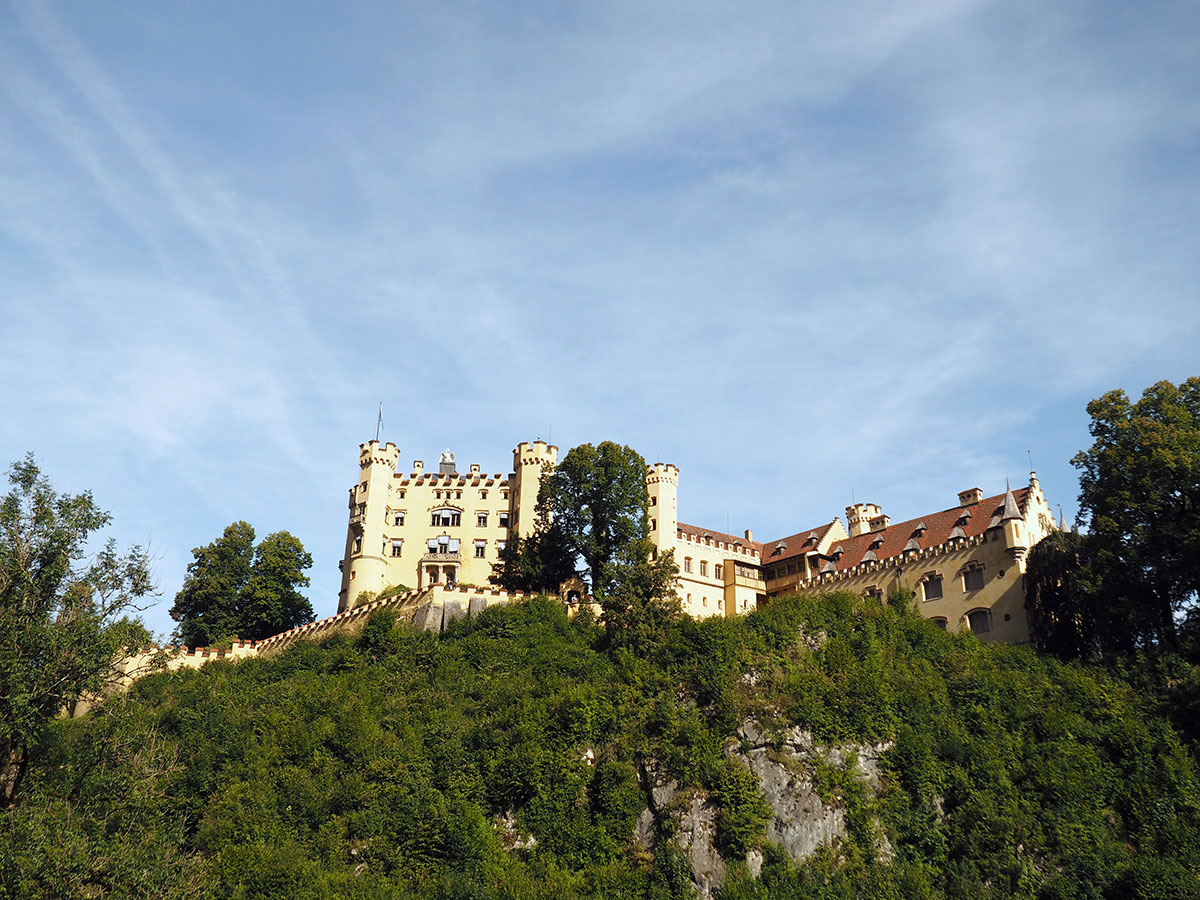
[772,488,1030,575]
[760,520,842,564]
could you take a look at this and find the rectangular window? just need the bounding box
[497,540,506,552]
[683,557,693,573]
[431,510,461,527]
[650,496,657,506]
[714,565,723,579]
[964,568,984,591]
[923,576,943,600]
[699,560,708,577]
[391,540,403,557]
[499,512,510,529]
[474,540,486,558]
[353,535,363,554]
[477,512,488,527]
[393,511,405,526]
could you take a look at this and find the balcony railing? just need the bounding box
[421,552,461,563]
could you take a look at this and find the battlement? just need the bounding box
[513,441,558,466]
[646,462,679,484]
[360,440,399,469]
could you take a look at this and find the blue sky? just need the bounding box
[2,0,1197,640]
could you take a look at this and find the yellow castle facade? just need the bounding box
[338,439,1060,643]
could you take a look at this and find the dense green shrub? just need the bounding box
[3,592,1199,898]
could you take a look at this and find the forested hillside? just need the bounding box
[4,592,1199,899]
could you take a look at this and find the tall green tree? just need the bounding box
[0,454,153,805]
[541,442,658,599]
[1072,377,1200,650]
[531,442,678,643]
[170,523,314,645]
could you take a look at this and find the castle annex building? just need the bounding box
[339,440,1059,643]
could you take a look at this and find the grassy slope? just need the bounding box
[3,593,1199,899]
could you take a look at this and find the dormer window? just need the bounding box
[912,521,928,537]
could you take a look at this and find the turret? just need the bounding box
[510,441,558,539]
[1000,483,1028,564]
[338,440,399,611]
[846,502,883,537]
[646,462,679,556]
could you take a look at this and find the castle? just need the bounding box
[339,439,1060,643]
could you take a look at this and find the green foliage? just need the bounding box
[4,591,1200,897]
[170,522,314,645]
[1025,530,1110,659]
[1071,377,1200,651]
[0,454,153,806]
[491,527,578,595]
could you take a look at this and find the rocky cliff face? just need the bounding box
[635,719,893,897]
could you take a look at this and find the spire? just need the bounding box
[1001,481,1022,521]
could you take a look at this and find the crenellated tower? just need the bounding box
[510,441,558,539]
[337,440,399,611]
[645,462,679,557]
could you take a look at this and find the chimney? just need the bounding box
[744,529,754,542]
[958,487,983,506]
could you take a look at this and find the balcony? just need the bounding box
[349,513,366,526]
[421,551,461,563]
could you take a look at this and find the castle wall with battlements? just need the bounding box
[336,438,1060,643]
[337,440,556,612]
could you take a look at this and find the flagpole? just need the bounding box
[375,403,382,442]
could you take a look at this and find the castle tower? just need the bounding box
[337,439,399,611]
[1001,483,1029,565]
[511,441,558,539]
[846,502,883,537]
[646,462,679,557]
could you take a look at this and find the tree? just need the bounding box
[541,442,659,599]
[0,454,154,805]
[527,442,679,644]
[490,524,578,595]
[170,523,314,645]
[1025,530,1107,659]
[1072,378,1200,650]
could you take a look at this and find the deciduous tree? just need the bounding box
[0,454,153,805]
[1072,377,1200,650]
[171,523,314,645]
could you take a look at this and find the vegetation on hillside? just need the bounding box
[4,592,1199,899]
[0,454,153,806]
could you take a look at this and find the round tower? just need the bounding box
[511,441,558,539]
[646,462,679,556]
[338,440,399,611]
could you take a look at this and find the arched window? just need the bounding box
[683,557,693,573]
[930,617,948,630]
[967,608,991,634]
